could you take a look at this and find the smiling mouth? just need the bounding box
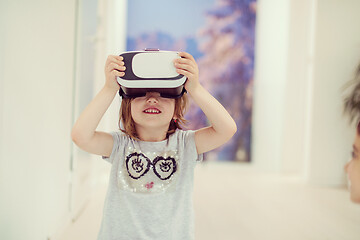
[143,108,161,114]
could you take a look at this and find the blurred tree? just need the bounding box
[190,0,256,161]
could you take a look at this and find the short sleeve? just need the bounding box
[102,132,126,164]
[182,130,203,163]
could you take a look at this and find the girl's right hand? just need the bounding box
[104,55,126,90]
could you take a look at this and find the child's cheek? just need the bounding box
[354,162,360,183]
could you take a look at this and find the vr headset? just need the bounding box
[117,49,187,99]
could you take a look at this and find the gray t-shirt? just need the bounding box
[97,129,203,240]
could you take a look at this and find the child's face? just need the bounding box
[345,132,360,203]
[131,92,176,131]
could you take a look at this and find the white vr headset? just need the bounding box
[117,49,187,98]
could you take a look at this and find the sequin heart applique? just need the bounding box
[145,182,154,189]
[153,156,177,180]
[125,153,151,179]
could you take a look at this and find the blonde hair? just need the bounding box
[119,94,188,140]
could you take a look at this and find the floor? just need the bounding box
[59,162,360,240]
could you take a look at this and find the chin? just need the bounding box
[143,120,169,126]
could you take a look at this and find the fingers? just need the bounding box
[174,56,198,76]
[105,55,126,77]
[174,61,195,74]
[107,62,126,72]
[111,69,125,77]
[106,55,124,66]
[176,68,195,80]
[178,52,195,62]
[174,57,194,66]
[106,55,125,68]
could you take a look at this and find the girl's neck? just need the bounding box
[136,126,168,142]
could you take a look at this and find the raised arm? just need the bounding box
[71,55,125,157]
[174,52,237,154]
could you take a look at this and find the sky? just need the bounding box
[126,0,216,39]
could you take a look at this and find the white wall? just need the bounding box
[305,0,360,185]
[0,0,128,239]
[253,0,360,186]
[98,0,127,132]
[252,0,290,172]
[281,0,313,175]
[0,0,76,239]
[69,0,100,224]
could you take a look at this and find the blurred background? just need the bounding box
[126,0,255,162]
[1,0,360,239]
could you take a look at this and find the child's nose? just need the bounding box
[146,92,159,103]
[344,161,350,173]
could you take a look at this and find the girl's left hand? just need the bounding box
[174,52,200,94]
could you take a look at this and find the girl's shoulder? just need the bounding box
[111,131,128,139]
[109,131,132,147]
[171,129,202,161]
[171,129,197,145]
[172,128,194,137]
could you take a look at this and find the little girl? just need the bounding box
[71,52,237,239]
